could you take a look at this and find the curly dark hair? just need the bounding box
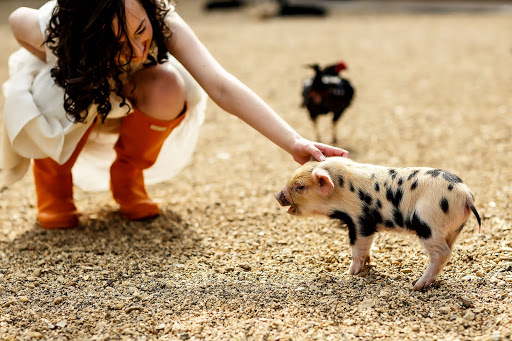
[45,0,173,123]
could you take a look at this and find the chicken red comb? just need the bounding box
[335,61,348,72]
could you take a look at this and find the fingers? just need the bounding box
[293,139,350,165]
[314,143,349,159]
[309,145,326,162]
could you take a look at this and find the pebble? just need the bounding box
[33,269,42,277]
[27,332,44,338]
[19,296,29,303]
[126,306,143,313]
[439,306,451,314]
[239,264,251,271]
[378,290,391,298]
[42,318,55,330]
[411,325,420,332]
[463,311,475,321]
[473,307,485,313]
[460,296,474,308]
[343,319,355,326]
[492,332,503,341]
[156,323,166,331]
[3,300,15,307]
[54,297,63,305]
[358,299,374,310]
[401,268,413,274]
[56,321,67,328]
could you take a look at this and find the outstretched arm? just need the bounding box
[164,12,348,164]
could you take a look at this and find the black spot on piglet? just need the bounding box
[393,208,404,227]
[442,172,462,184]
[384,220,395,228]
[426,169,442,178]
[386,187,403,208]
[358,205,382,237]
[329,210,356,245]
[359,190,373,205]
[407,170,420,181]
[411,180,418,191]
[406,211,432,239]
[440,197,449,213]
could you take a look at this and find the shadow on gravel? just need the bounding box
[2,207,199,261]
[144,270,470,323]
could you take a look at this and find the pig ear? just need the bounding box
[312,168,334,196]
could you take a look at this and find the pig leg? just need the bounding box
[348,235,375,275]
[413,237,452,290]
[331,120,338,145]
[331,112,342,145]
[445,225,463,249]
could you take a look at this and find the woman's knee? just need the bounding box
[128,64,186,121]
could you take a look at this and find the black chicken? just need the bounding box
[301,61,355,144]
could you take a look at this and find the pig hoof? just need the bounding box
[347,264,365,275]
[412,278,433,291]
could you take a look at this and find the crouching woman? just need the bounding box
[1,0,347,229]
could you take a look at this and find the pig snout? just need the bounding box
[275,190,300,215]
[274,189,291,207]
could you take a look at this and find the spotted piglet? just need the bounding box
[275,157,481,290]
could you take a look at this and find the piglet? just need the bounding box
[275,157,481,290]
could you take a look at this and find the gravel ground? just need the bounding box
[1,1,512,340]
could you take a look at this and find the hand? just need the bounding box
[292,138,349,165]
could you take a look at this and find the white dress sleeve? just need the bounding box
[38,0,58,66]
[2,0,96,164]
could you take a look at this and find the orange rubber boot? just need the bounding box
[33,122,96,229]
[110,106,186,220]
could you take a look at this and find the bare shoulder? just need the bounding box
[9,7,41,37]
[9,7,46,59]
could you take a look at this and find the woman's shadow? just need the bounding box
[2,207,201,264]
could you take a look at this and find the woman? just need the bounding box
[2,0,348,229]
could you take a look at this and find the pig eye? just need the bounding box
[295,184,306,191]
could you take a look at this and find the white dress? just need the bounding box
[0,1,207,191]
